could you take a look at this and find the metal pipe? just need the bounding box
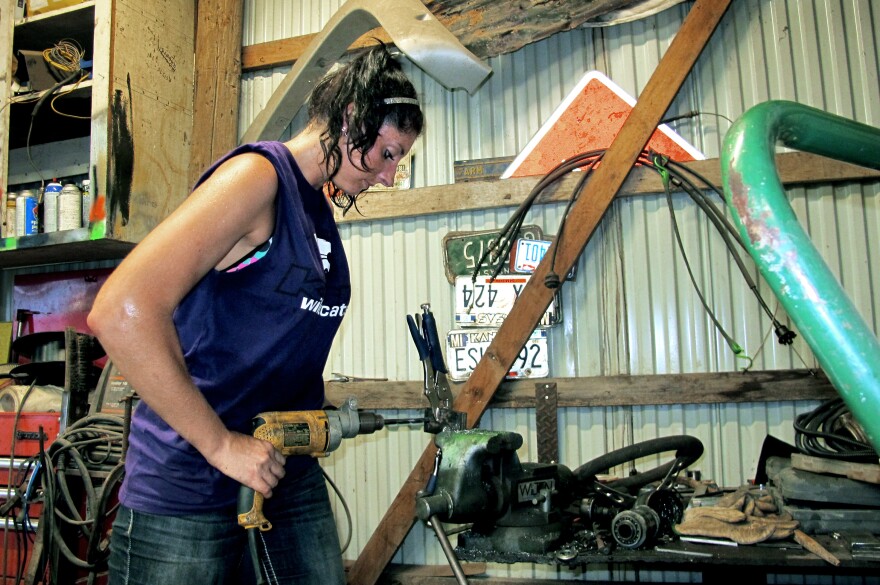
[428,515,469,585]
[721,100,880,453]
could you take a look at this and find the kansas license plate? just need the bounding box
[454,274,560,327]
[446,328,549,382]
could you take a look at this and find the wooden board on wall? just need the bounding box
[189,0,244,189]
[241,0,689,72]
[325,369,838,410]
[106,0,195,243]
[335,153,880,224]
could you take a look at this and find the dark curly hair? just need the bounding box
[308,41,425,213]
[307,42,424,214]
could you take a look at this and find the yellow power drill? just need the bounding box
[237,396,417,531]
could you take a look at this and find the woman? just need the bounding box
[88,44,423,584]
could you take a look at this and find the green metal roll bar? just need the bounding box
[721,100,880,454]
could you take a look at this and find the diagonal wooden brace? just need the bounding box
[347,1,733,583]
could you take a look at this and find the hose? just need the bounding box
[34,414,126,581]
[794,398,878,462]
[573,435,704,496]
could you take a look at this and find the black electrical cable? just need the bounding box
[659,110,735,127]
[643,152,759,358]
[794,398,878,462]
[470,149,607,286]
[661,157,797,346]
[544,154,604,289]
[36,414,126,579]
[26,68,83,188]
[467,147,794,362]
[653,157,743,357]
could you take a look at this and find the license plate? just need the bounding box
[509,238,578,281]
[513,238,551,272]
[446,328,549,382]
[442,226,544,284]
[454,274,560,327]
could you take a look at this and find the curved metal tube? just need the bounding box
[721,100,880,453]
[241,0,492,143]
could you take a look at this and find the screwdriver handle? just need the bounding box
[420,308,447,374]
[407,315,429,361]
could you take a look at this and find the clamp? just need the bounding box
[407,303,466,433]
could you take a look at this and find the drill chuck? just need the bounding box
[356,411,386,434]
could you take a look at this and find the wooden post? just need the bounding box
[347,1,734,583]
[189,0,244,189]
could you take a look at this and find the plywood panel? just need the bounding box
[106,0,195,242]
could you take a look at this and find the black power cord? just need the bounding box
[469,148,796,364]
[794,398,878,463]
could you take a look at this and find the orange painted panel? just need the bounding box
[503,71,704,179]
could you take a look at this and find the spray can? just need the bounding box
[43,181,62,233]
[58,183,83,231]
[81,179,92,227]
[4,192,17,238]
[15,190,38,236]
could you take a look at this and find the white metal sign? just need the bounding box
[446,328,549,382]
[454,274,560,328]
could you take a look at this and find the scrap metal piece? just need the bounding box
[241,0,492,144]
[536,382,558,464]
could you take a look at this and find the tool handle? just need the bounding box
[407,315,429,361]
[421,309,447,374]
[237,485,273,531]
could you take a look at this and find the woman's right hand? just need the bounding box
[207,430,287,498]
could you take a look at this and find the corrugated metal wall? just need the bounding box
[0,0,875,582]
[240,0,880,580]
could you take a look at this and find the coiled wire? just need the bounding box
[794,398,878,463]
[34,414,125,584]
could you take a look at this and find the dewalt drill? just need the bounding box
[237,396,417,531]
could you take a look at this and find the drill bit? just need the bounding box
[382,416,432,426]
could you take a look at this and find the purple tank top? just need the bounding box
[119,142,351,514]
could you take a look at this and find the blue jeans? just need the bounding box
[108,464,345,585]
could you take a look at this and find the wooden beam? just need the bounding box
[243,28,389,72]
[241,1,681,73]
[189,0,244,188]
[347,2,733,583]
[326,369,837,410]
[335,152,880,224]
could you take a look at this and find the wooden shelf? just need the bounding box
[0,228,134,268]
[13,2,96,52]
[335,153,880,225]
[325,368,837,411]
[1,0,196,268]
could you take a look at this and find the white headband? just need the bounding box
[382,97,420,106]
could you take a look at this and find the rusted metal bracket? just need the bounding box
[535,382,559,464]
[240,0,492,144]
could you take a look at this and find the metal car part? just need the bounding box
[240,0,492,143]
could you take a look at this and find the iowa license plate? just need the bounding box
[454,274,560,328]
[446,328,549,381]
